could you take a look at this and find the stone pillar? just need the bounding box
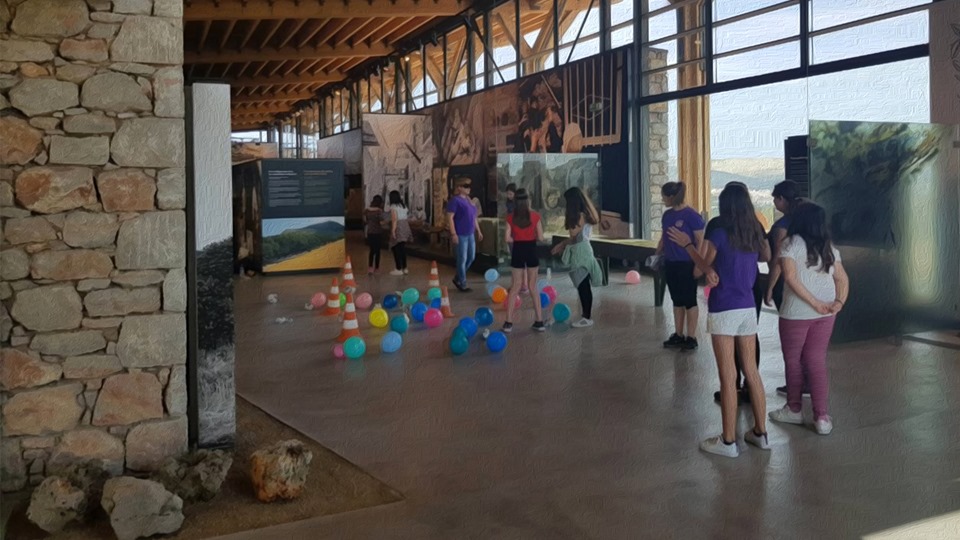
[1,0,187,491]
[930,0,960,124]
[646,48,668,237]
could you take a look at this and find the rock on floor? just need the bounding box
[152,449,233,502]
[250,439,313,503]
[101,477,184,540]
[27,477,86,533]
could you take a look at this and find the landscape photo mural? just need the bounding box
[262,217,346,272]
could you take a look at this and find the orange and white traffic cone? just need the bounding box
[341,256,358,290]
[428,261,440,289]
[439,286,455,318]
[324,278,341,316]
[337,293,362,342]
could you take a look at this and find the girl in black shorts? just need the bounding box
[503,189,546,333]
[657,182,706,350]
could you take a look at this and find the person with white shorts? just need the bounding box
[667,182,772,459]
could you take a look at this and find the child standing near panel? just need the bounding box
[363,195,385,274]
[388,190,413,276]
[551,187,602,328]
[503,189,546,333]
[657,182,705,351]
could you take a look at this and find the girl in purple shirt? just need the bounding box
[668,183,771,459]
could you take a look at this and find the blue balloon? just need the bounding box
[411,302,428,322]
[474,307,494,327]
[430,297,441,309]
[486,331,508,353]
[452,327,468,341]
[458,317,478,338]
[450,335,469,356]
[381,331,402,353]
[383,294,399,310]
[484,268,500,282]
[553,303,571,323]
[485,283,499,298]
[390,315,409,334]
[539,291,551,308]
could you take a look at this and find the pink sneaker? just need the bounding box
[368,269,374,275]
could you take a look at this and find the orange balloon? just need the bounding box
[492,286,507,304]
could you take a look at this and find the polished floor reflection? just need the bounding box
[221,243,960,540]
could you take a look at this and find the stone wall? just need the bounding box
[1,0,187,492]
[646,48,668,237]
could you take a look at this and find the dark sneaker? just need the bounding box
[663,333,685,348]
[502,322,514,334]
[453,278,471,292]
[681,336,698,350]
[532,321,546,332]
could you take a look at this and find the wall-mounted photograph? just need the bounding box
[262,217,346,273]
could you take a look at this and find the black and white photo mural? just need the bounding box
[187,83,236,448]
[361,114,433,221]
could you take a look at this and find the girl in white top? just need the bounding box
[769,202,849,435]
[387,190,413,275]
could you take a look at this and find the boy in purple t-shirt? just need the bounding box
[446,178,482,291]
[657,182,705,351]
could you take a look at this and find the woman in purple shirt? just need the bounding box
[668,183,771,458]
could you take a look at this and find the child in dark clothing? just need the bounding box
[363,195,385,274]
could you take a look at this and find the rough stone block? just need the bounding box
[115,211,185,270]
[0,39,56,62]
[26,477,85,532]
[82,317,124,329]
[101,477,184,540]
[97,169,156,211]
[110,16,182,65]
[111,118,184,168]
[47,429,124,476]
[164,365,186,415]
[30,330,106,357]
[113,0,152,14]
[60,39,108,62]
[155,168,184,210]
[81,72,151,113]
[63,354,122,379]
[111,270,165,287]
[116,313,185,368]
[56,63,97,84]
[9,79,79,116]
[153,0,182,18]
[0,348,62,390]
[87,22,119,39]
[11,0,90,38]
[4,216,57,245]
[3,383,84,436]
[77,279,112,292]
[49,136,110,166]
[93,372,163,426]
[152,67,182,118]
[63,113,116,134]
[85,287,161,317]
[1,439,27,491]
[0,116,43,165]
[10,284,83,332]
[15,166,96,214]
[125,417,187,471]
[162,268,185,312]
[1,248,31,280]
[30,249,113,280]
[63,211,119,248]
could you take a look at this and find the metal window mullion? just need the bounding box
[483,13,494,87]
[712,0,799,28]
[809,3,932,38]
[712,35,799,61]
[645,0,699,18]
[703,0,713,84]
[467,23,477,93]
[600,0,610,53]
[515,0,522,77]
[553,0,560,67]
[645,26,702,48]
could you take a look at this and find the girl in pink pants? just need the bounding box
[769,202,849,435]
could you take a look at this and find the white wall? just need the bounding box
[191,84,233,249]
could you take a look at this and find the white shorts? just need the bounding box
[707,308,758,336]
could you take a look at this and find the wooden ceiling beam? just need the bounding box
[383,16,436,45]
[197,20,213,51]
[219,20,237,50]
[238,20,260,50]
[352,17,395,46]
[232,91,315,104]
[186,42,392,63]
[227,71,342,87]
[297,19,329,49]
[184,0,467,21]
[232,104,292,114]
[277,19,310,49]
[259,20,283,50]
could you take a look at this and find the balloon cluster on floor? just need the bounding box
[448,307,508,355]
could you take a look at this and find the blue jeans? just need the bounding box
[455,233,476,285]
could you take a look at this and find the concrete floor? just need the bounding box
[219,240,960,540]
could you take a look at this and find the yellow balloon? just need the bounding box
[369,308,389,328]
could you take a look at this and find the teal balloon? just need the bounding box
[552,303,571,323]
[427,287,442,301]
[450,335,469,356]
[402,288,420,305]
[344,337,366,359]
[381,332,402,353]
[458,317,478,338]
[486,331,507,353]
[411,302,428,322]
[390,315,409,334]
[452,327,468,341]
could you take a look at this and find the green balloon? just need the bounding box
[452,327,468,341]
[450,336,469,356]
[344,336,366,359]
[339,293,346,307]
[402,288,420,305]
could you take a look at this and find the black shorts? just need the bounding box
[510,241,539,269]
[664,260,697,309]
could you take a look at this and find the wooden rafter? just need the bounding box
[185,42,392,63]
[297,19,329,49]
[238,20,260,50]
[382,16,436,45]
[233,91,315,104]
[185,0,467,21]
[277,19,310,49]
[259,20,283,50]
[219,20,237,50]
[198,20,213,51]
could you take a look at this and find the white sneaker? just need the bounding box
[389,270,404,276]
[402,268,409,275]
[700,436,739,458]
[572,318,594,328]
[815,416,833,435]
[769,405,804,425]
[744,429,771,450]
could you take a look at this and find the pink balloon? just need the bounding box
[704,286,711,299]
[311,292,327,309]
[424,308,444,328]
[333,343,345,358]
[355,292,373,310]
[502,296,522,310]
[625,270,641,284]
[542,286,558,304]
